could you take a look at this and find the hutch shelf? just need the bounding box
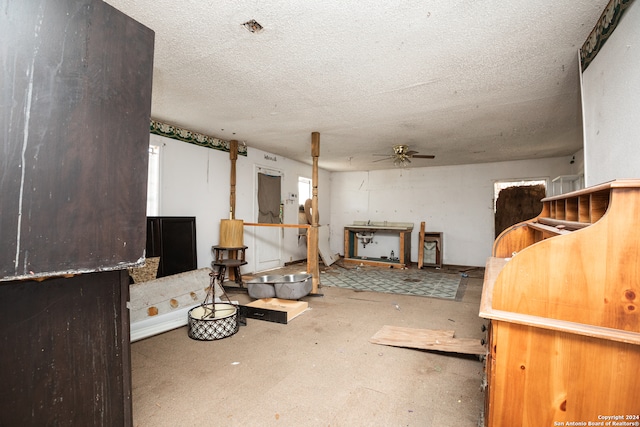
[480,179,640,426]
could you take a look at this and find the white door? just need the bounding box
[254,166,283,272]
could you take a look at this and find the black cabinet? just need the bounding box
[147,217,198,278]
[0,271,133,426]
[0,0,154,424]
[1,0,154,281]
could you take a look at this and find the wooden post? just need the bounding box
[225,140,242,281]
[229,140,238,220]
[418,221,425,269]
[309,132,321,293]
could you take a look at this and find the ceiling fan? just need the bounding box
[373,144,435,167]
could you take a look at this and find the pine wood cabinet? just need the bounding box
[480,179,640,426]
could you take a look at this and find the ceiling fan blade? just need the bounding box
[372,145,434,164]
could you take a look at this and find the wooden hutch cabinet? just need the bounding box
[480,179,640,426]
[0,1,154,425]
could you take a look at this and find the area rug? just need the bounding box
[320,266,465,300]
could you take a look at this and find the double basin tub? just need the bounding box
[246,273,312,300]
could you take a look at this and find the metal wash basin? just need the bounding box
[247,274,312,300]
[247,275,285,284]
[246,275,281,299]
[274,274,312,300]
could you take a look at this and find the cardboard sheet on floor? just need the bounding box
[370,325,486,355]
[241,298,308,324]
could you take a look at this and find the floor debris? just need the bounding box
[369,325,486,355]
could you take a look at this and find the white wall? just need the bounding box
[236,146,331,267]
[581,1,640,186]
[154,134,220,271]
[156,129,575,269]
[153,133,330,273]
[329,157,575,267]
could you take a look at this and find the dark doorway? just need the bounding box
[494,183,546,238]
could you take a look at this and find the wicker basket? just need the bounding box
[187,303,238,341]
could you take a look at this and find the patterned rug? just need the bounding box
[320,266,465,300]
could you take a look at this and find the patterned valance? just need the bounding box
[150,119,248,156]
[580,0,634,71]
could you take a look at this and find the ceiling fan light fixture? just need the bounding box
[394,156,410,167]
[373,144,434,167]
[391,145,409,167]
[393,144,408,155]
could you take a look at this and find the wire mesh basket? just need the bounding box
[187,303,238,341]
[187,270,240,341]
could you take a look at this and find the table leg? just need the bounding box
[233,266,244,287]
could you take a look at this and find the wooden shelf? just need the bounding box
[524,221,570,236]
[418,222,442,268]
[492,179,640,258]
[536,217,589,230]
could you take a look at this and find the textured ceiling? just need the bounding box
[105,0,608,171]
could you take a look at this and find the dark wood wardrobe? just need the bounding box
[0,1,154,425]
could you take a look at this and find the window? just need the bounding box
[298,176,312,206]
[147,144,160,216]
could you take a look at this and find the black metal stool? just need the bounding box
[211,245,248,289]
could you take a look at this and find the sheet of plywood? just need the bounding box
[129,268,216,323]
[370,325,486,355]
[318,225,339,266]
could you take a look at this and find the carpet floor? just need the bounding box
[131,266,488,427]
[320,264,466,300]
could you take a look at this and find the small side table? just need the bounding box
[211,245,248,288]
